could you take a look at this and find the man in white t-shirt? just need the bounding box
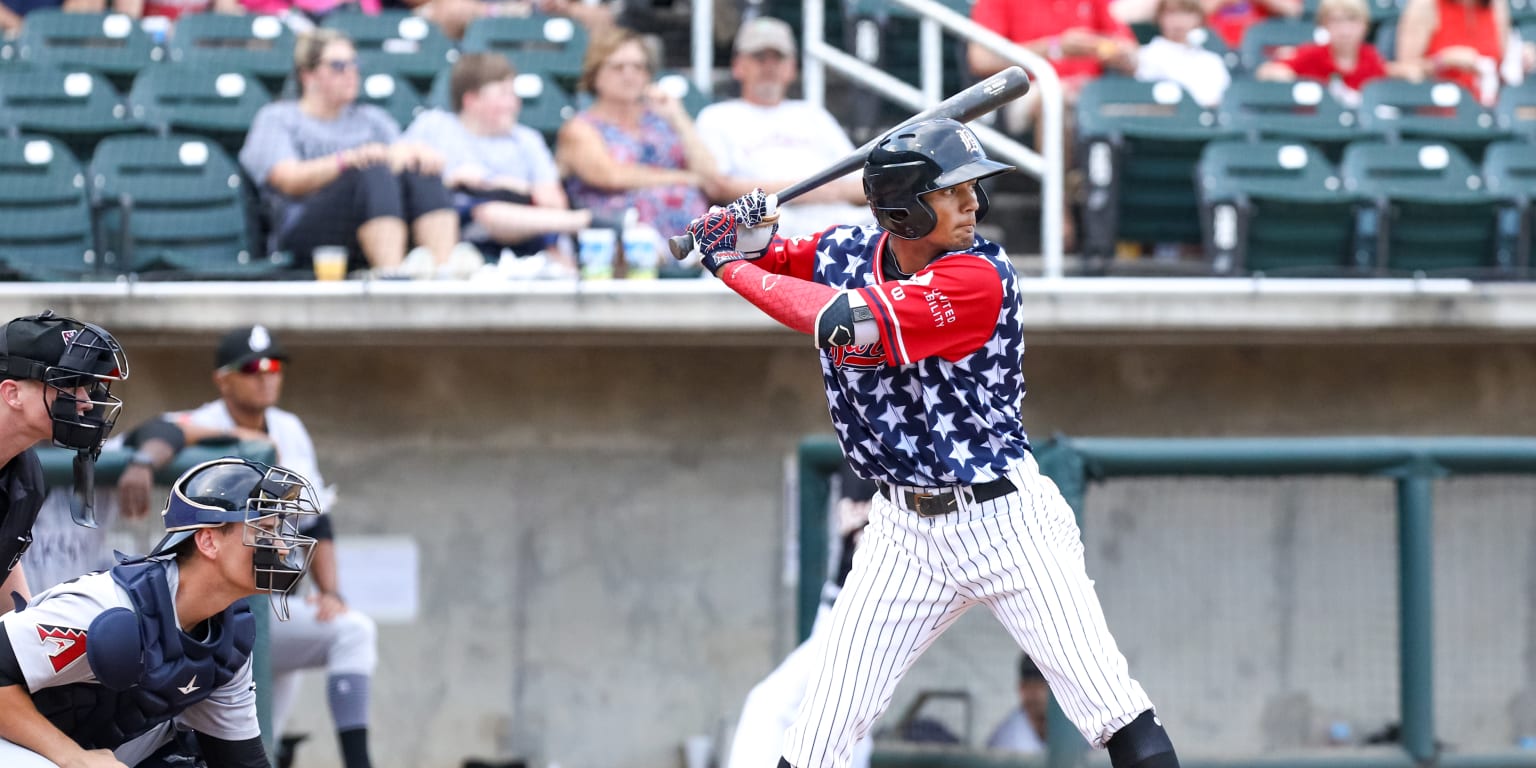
[696,17,873,238]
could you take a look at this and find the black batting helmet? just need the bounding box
[862,118,1014,240]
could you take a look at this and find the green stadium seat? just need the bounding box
[460,15,587,87]
[1367,0,1406,26]
[89,134,279,279]
[1197,139,1371,274]
[0,69,146,160]
[0,135,98,281]
[1076,77,1242,265]
[1372,17,1398,60]
[1358,79,1511,161]
[323,11,454,94]
[1496,81,1536,139]
[1482,140,1536,274]
[1238,18,1321,72]
[1341,140,1514,275]
[129,67,272,161]
[1512,0,1536,24]
[169,14,295,95]
[1218,78,1379,163]
[427,69,571,144]
[4,11,163,93]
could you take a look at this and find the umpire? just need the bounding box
[0,311,128,610]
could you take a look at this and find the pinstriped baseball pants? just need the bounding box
[781,454,1156,768]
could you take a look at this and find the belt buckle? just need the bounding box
[911,491,957,518]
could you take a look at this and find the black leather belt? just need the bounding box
[874,476,1017,517]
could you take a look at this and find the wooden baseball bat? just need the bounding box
[667,65,1032,260]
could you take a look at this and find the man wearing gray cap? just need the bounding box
[695,17,873,238]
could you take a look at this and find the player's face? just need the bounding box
[1021,680,1050,737]
[920,180,982,252]
[215,362,284,413]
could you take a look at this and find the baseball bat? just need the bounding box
[667,65,1032,260]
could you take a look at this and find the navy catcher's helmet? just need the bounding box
[149,458,320,620]
[0,310,127,453]
[862,118,1015,240]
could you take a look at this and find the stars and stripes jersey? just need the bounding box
[754,225,1031,486]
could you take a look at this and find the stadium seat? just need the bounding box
[1197,139,1370,274]
[1218,78,1378,163]
[1341,140,1514,275]
[323,11,454,93]
[4,11,163,93]
[0,69,146,160]
[169,14,295,95]
[1482,140,1536,275]
[1367,0,1407,25]
[1358,79,1511,162]
[1076,77,1242,266]
[1238,18,1322,72]
[429,69,572,143]
[89,134,278,278]
[129,67,272,160]
[1372,17,1398,61]
[1496,80,1536,139]
[460,15,587,86]
[0,135,98,281]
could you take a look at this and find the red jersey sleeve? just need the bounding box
[1278,43,1335,80]
[854,253,1004,366]
[750,229,826,282]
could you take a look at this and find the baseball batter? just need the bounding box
[687,118,1180,768]
[0,457,321,768]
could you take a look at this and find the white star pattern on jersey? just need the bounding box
[812,226,1030,486]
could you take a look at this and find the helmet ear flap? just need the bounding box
[976,183,990,224]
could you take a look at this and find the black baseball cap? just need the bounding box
[215,325,289,371]
[0,311,126,382]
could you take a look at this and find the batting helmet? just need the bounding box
[149,458,320,620]
[863,118,1015,240]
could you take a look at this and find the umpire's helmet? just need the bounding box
[863,118,1015,240]
[0,310,127,453]
[149,458,320,620]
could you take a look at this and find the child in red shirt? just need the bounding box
[1256,0,1388,106]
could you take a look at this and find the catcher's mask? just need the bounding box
[149,458,320,621]
[862,117,1015,240]
[0,310,129,527]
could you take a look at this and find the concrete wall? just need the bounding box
[97,334,1536,768]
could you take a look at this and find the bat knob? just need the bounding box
[667,234,694,261]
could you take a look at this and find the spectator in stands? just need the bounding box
[242,0,379,24]
[986,653,1052,753]
[1111,0,1159,24]
[1207,0,1305,49]
[1257,0,1392,107]
[405,52,623,272]
[0,0,130,35]
[241,28,480,279]
[138,0,239,24]
[1135,0,1231,107]
[1396,0,1521,105]
[410,0,615,42]
[695,17,872,238]
[967,0,1136,250]
[556,26,713,244]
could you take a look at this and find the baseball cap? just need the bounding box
[215,325,289,372]
[734,17,796,57]
[0,311,126,382]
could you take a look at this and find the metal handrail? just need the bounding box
[800,0,1067,279]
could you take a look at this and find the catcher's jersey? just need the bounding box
[754,225,1031,486]
[1,563,260,741]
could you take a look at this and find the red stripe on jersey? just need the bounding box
[857,286,903,367]
[862,252,1004,364]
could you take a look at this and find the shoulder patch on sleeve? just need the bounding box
[35,624,88,674]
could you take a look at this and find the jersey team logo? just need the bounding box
[830,342,885,370]
[36,624,88,673]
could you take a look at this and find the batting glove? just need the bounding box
[687,207,739,257]
[730,189,779,255]
[698,249,761,277]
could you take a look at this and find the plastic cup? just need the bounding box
[577,228,615,280]
[313,246,349,282]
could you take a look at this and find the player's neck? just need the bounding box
[886,237,939,277]
[224,399,267,433]
[175,561,250,631]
